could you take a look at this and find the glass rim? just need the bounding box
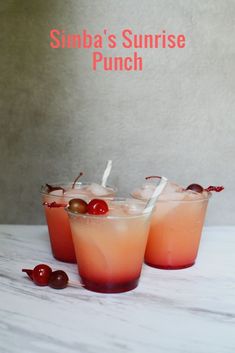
[65,197,152,220]
[130,191,212,203]
[40,181,117,197]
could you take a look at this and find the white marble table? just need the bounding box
[0,225,234,353]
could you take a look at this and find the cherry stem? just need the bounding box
[22,269,34,280]
[145,176,161,180]
[68,280,85,288]
[46,184,65,194]
[205,186,224,192]
[72,172,83,189]
[43,202,66,208]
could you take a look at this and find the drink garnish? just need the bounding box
[46,184,65,193]
[146,176,224,194]
[87,199,109,215]
[43,201,65,208]
[186,184,204,193]
[44,171,84,194]
[187,184,224,193]
[145,176,161,180]
[68,198,109,215]
[72,172,83,189]
[68,199,88,214]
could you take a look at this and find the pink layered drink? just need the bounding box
[66,198,152,293]
[41,182,116,263]
[132,181,212,269]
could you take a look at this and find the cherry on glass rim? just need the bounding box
[186,184,224,193]
[43,201,65,208]
[145,176,161,180]
[44,170,84,195]
[87,199,109,215]
[205,186,224,192]
[68,199,88,214]
[72,172,83,189]
[186,184,204,193]
[46,184,65,194]
[145,176,224,194]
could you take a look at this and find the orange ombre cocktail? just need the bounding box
[66,198,152,293]
[132,179,223,269]
[41,182,116,263]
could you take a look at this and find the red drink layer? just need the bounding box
[41,183,116,263]
[67,199,151,293]
[132,182,210,269]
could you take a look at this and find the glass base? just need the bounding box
[145,261,195,270]
[81,277,139,293]
[53,254,77,264]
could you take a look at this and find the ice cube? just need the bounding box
[163,182,184,194]
[88,183,109,196]
[108,204,127,217]
[132,183,155,200]
[50,189,64,196]
[64,188,82,197]
[183,190,205,201]
[159,192,186,201]
[122,200,145,215]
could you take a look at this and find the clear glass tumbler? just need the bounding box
[66,198,152,293]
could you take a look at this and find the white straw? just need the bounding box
[101,160,112,187]
[144,176,168,213]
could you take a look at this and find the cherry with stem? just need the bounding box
[72,172,83,189]
[22,269,34,280]
[145,176,161,180]
[43,201,65,208]
[204,186,224,192]
[146,176,224,194]
[46,184,65,193]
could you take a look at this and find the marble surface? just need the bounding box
[0,225,235,353]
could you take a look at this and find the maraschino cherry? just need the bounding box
[49,270,69,289]
[72,172,83,189]
[22,264,52,286]
[46,184,65,193]
[186,184,224,193]
[68,199,88,213]
[87,199,109,215]
[22,264,69,289]
[145,176,224,194]
[186,184,204,193]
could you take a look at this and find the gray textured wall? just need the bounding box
[0,0,234,225]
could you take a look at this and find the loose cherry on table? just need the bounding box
[22,264,69,289]
[49,270,69,289]
[22,264,52,286]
